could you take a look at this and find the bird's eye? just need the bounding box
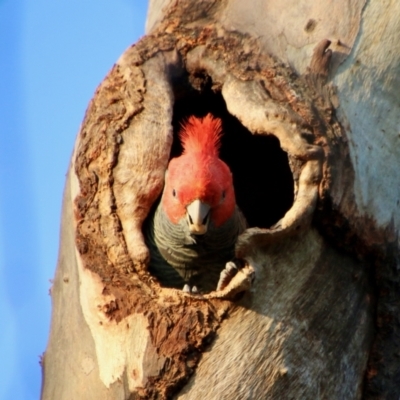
[222,190,226,200]
[172,189,177,197]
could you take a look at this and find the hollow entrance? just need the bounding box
[171,87,294,228]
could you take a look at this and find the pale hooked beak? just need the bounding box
[186,199,210,235]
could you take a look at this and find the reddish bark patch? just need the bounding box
[72,14,387,399]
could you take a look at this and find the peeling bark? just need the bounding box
[42,1,400,399]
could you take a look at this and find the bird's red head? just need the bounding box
[162,114,236,232]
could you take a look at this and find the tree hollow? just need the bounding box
[171,87,294,228]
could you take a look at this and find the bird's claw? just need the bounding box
[205,264,255,300]
[217,261,239,291]
[178,261,255,300]
[182,284,199,294]
[174,264,254,300]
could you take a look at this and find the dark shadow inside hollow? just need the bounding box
[171,84,294,229]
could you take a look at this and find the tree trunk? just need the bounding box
[42,1,400,399]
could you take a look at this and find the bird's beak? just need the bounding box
[186,200,210,235]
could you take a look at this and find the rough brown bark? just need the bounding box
[42,1,400,399]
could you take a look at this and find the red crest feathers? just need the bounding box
[179,114,222,157]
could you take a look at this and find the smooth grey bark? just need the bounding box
[42,1,400,399]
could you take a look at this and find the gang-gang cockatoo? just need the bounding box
[145,114,247,293]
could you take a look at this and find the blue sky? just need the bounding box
[0,1,148,398]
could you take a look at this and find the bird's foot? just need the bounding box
[217,261,239,291]
[182,284,199,294]
[176,262,255,300]
[204,263,255,300]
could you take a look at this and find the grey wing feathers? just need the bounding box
[144,205,247,292]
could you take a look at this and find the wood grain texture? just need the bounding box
[178,229,373,399]
[43,1,400,398]
[42,171,127,400]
